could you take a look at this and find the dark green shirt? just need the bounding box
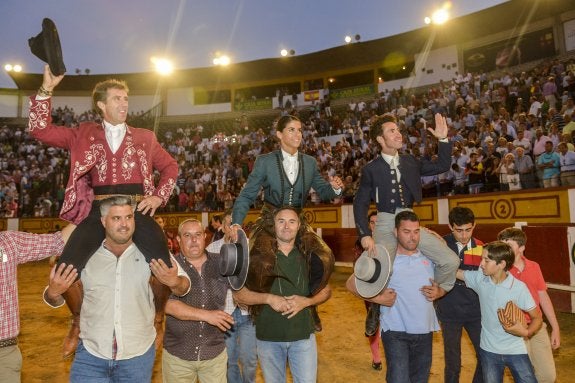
[255,247,314,341]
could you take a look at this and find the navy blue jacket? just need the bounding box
[435,233,482,323]
[353,141,452,238]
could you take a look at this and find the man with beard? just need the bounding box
[234,207,332,383]
[44,196,190,383]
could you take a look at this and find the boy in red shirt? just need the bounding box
[497,228,560,383]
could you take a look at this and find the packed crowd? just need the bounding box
[1,57,575,218]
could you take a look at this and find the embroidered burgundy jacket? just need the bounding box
[28,97,177,224]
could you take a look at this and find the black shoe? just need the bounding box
[364,303,380,337]
[372,362,383,371]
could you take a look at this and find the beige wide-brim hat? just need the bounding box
[219,228,249,290]
[354,244,392,298]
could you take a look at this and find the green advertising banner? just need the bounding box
[330,84,375,100]
[233,98,273,111]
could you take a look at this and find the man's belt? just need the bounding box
[0,338,17,348]
[94,194,146,203]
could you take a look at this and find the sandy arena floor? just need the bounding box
[16,262,574,382]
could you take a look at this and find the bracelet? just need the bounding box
[38,86,53,97]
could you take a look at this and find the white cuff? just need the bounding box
[42,286,65,308]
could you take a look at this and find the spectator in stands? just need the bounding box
[537,141,560,188]
[466,153,484,194]
[498,153,520,191]
[562,112,575,137]
[513,129,532,155]
[558,142,575,186]
[515,147,537,190]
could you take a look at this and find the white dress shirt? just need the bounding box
[103,121,127,154]
[281,149,299,184]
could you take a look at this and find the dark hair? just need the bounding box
[395,210,419,229]
[273,206,301,220]
[448,207,475,226]
[276,115,301,132]
[92,79,129,115]
[484,241,514,271]
[497,227,527,247]
[212,214,222,224]
[369,113,397,141]
[368,211,378,220]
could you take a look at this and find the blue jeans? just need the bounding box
[381,330,432,383]
[225,307,257,383]
[442,319,483,383]
[479,349,537,383]
[70,341,155,383]
[256,334,317,383]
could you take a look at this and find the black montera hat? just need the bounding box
[28,18,66,76]
[219,228,250,290]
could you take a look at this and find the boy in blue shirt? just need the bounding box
[456,241,542,383]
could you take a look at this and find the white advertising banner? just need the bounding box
[565,18,575,52]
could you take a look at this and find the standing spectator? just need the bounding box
[456,242,541,383]
[436,207,484,383]
[0,224,75,383]
[353,211,384,371]
[347,211,444,383]
[162,219,233,382]
[234,207,332,383]
[450,163,468,195]
[515,147,537,189]
[533,128,551,187]
[513,129,532,155]
[537,141,560,188]
[562,112,575,137]
[498,153,520,191]
[558,142,575,186]
[206,211,257,383]
[542,76,558,110]
[466,153,484,194]
[527,96,542,120]
[44,196,190,383]
[498,228,561,383]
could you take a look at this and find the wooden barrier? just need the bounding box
[7,187,575,312]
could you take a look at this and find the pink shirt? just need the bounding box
[509,255,546,321]
[1,231,64,340]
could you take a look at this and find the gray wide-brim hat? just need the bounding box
[219,228,249,290]
[354,244,392,298]
[29,18,66,76]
